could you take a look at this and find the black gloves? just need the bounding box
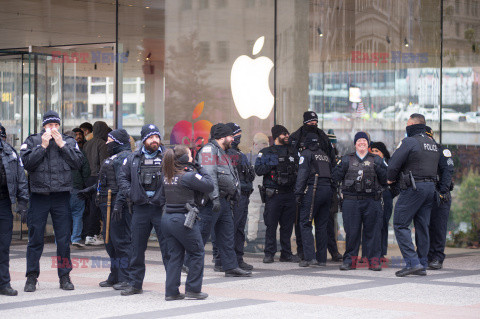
[78,185,95,201]
[212,198,221,212]
[296,195,303,207]
[17,201,28,224]
[111,207,122,222]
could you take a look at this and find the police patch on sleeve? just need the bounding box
[299,156,304,165]
[443,149,452,157]
[20,144,27,150]
[123,158,128,165]
[195,173,202,180]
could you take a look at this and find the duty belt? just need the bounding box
[414,178,436,183]
[343,195,377,201]
[265,187,292,194]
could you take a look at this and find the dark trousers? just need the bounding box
[299,185,332,263]
[26,192,72,278]
[327,193,340,257]
[380,189,394,256]
[393,182,435,268]
[0,198,12,288]
[128,204,168,289]
[84,176,101,237]
[428,194,451,263]
[263,192,296,258]
[197,198,238,271]
[99,203,132,283]
[233,194,250,263]
[342,198,382,266]
[161,212,204,297]
[295,211,303,257]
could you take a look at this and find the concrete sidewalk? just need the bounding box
[1,244,479,318]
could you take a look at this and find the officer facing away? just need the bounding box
[425,126,454,270]
[118,124,170,295]
[333,132,387,271]
[255,125,300,264]
[20,110,84,292]
[160,145,214,301]
[95,129,133,290]
[0,135,29,296]
[388,114,440,277]
[295,133,333,267]
[225,122,255,271]
[195,123,251,277]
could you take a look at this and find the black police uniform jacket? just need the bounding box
[118,146,165,207]
[161,163,215,213]
[196,140,240,201]
[294,144,332,196]
[289,125,336,162]
[97,142,132,211]
[387,127,441,183]
[226,145,255,194]
[332,152,387,197]
[0,140,29,206]
[20,130,84,193]
[435,143,454,195]
[254,144,299,191]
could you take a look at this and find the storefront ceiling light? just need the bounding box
[404,38,409,47]
[317,27,323,37]
[145,6,150,9]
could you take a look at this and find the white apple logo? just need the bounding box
[231,36,274,120]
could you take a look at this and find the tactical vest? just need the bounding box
[342,153,380,194]
[271,146,297,186]
[310,148,331,179]
[140,154,163,192]
[228,148,254,183]
[163,174,195,207]
[98,151,129,195]
[402,134,440,179]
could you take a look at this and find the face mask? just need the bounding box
[232,134,241,147]
[107,142,116,155]
[304,124,317,133]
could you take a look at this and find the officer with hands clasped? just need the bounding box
[0,128,29,296]
[333,132,387,271]
[425,126,454,270]
[21,110,84,292]
[118,124,170,295]
[255,125,300,264]
[295,133,333,267]
[388,114,440,277]
[160,145,214,301]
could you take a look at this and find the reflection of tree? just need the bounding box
[165,32,216,127]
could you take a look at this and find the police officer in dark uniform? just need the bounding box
[333,132,387,271]
[225,122,255,271]
[118,124,170,295]
[255,125,299,264]
[0,134,29,296]
[161,145,214,301]
[388,114,441,277]
[195,123,251,277]
[295,133,333,267]
[290,112,336,260]
[94,129,132,290]
[21,110,84,292]
[425,126,454,270]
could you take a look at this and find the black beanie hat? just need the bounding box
[354,132,369,145]
[303,111,318,124]
[141,124,161,143]
[370,141,390,160]
[226,122,242,135]
[271,125,289,140]
[43,110,61,126]
[108,129,130,145]
[212,123,233,139]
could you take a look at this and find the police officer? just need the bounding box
[295,133,333,267]
[255,125,299,263]
[388,114,440,277]
[161,145,214,301]
[95,129,132,290]
[118,124,170,295]
[425,126,454,270]
[290,112,336,260]
[333,132,387,271]
[20,110,84,292]
[0,134,29,296]
[225,122,255,271]
[194,123,250,277]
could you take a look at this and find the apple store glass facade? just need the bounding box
[1,0,479,241]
